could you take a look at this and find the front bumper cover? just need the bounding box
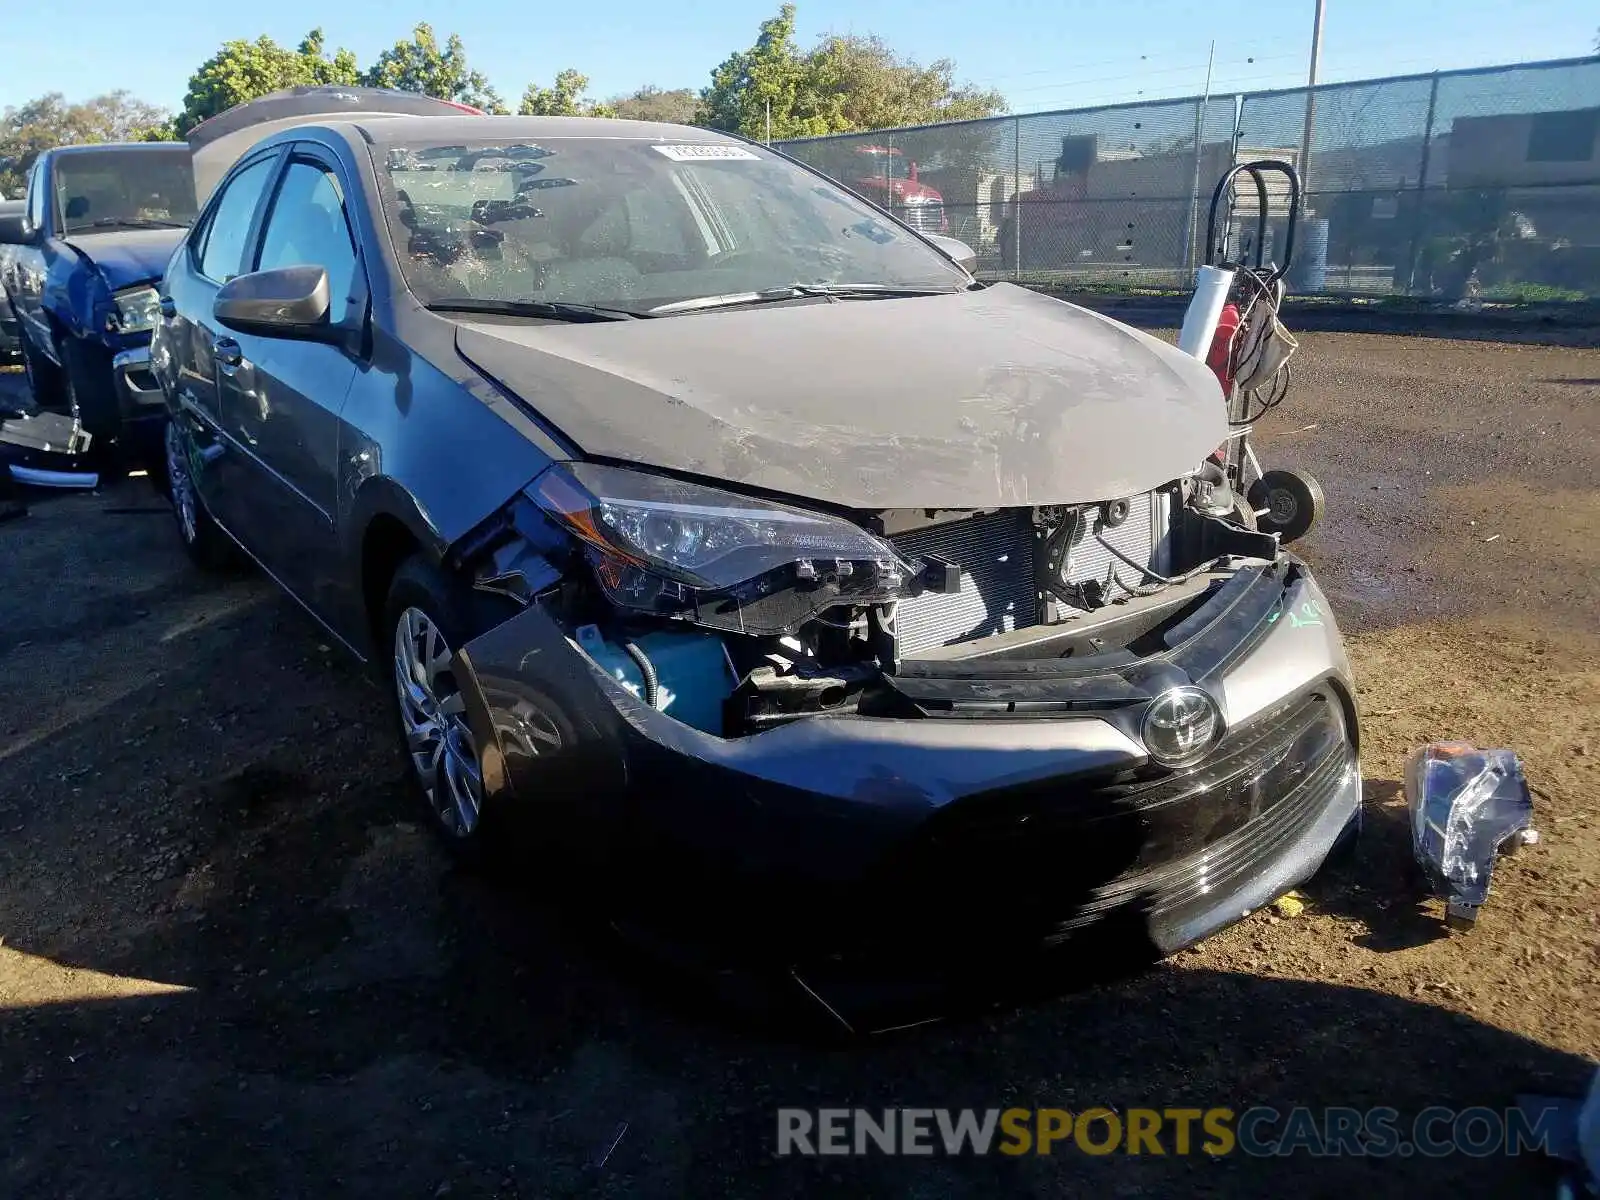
[111,345,165,466]
[453,558,1360,959]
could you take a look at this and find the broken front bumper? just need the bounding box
[453,559,1360,959]
[111,346,166,468]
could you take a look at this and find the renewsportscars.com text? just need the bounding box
[776,1105,1561,1158]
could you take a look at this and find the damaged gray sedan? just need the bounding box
[152,115,1361,969]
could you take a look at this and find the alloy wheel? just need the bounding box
[164,420,198,545]
[393,606,483,838]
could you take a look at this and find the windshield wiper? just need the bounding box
[646,283,962,315]
[426,298,639,323]
[77,217,189,230]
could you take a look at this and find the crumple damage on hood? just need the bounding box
[456,282,1228,511]
[62,228,186,292]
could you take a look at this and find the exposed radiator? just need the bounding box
[889,495,1167,658]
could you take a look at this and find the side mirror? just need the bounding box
[925,233,976,274]
[0,211,30,246]
[214,265,331,339]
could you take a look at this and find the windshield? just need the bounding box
[54,147,197,235]
[375,138,968,313]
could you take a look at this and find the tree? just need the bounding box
[698,6,1006,140]
[607,86,698,124]
[175,29,359,133]
[1,91,173,196]
[362,23,506,113]
[518,69,615,117]
[697,5,820,139]
[803,35,1006,132]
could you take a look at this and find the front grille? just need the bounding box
[888,495,1166,658]
[899,201,944,232]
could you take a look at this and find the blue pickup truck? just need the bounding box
[3,142,195,473]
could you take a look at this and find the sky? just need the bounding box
[3,0,1596,117]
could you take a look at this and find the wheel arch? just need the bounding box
[349,476,449,655]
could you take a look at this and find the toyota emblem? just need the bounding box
[1140,686,1223,767]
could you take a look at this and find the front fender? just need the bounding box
[43,244,108,344]
[342,471,450,570]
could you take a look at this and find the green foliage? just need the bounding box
[1481,281,1588,303]
[697,5,1007,140]
[2,11,1007,200]
[0,91,174,196]
[175,29,359,134]
[362,23,506,113]
[607,86,699,125]
[518,70,615,118]
[697,5,819,138]
[803,34,1006,131]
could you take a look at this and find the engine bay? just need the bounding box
[462,468,1282,739]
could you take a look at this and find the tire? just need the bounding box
[57,336,125,480]
[1248,468,1325,544]
[19,329,64,409]
[162,416,237,571]
[381,554,521,862]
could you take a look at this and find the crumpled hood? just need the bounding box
[456,283,1227,510]
[62,228,186,291]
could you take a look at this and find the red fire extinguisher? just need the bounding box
[1206,301,1242,395]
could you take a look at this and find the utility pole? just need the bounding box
[765,99,772,146]
[1185,41,1217,275]
[1298,0,1326,192]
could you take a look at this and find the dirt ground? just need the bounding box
[1,332,1597,1198]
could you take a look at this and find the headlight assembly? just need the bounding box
[107,286,161,334]
[529,463,913,635]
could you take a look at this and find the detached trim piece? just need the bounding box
[10,464,99,489]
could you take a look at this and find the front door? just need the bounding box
[216,151,363,622]
[161,150,281,520]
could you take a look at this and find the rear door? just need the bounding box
[215,146,364,620]
[161,148,282,521]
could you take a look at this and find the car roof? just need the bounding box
[51,141,189,156]
[348,114,746,145]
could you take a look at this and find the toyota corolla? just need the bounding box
[151,115,1360,970]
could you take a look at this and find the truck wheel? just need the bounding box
[57,337,124,478]
[19,332,64,409]
[1248,469,1325,544]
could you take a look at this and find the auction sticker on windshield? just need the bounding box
[652,145,760,162]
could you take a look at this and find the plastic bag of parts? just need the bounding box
[1404,742,1534,930]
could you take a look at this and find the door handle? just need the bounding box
[215,337,242,371]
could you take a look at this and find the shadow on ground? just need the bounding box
[0,645,1588,1198]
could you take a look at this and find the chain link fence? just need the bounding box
[777,57,1600,302]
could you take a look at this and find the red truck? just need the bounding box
[847,145,949,234]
